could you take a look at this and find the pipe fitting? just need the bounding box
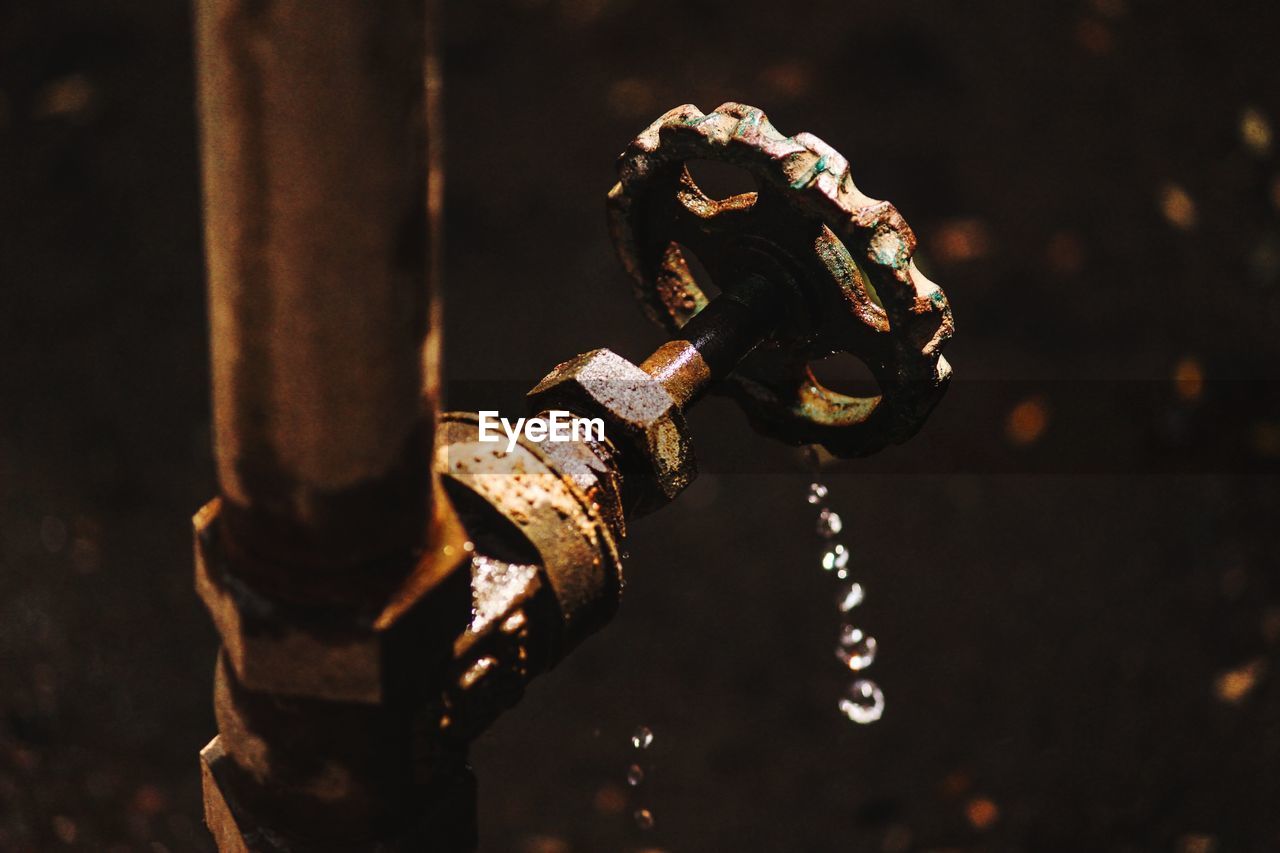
[527,348,696,514]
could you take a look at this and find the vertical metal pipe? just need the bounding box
[197,0,437,573]
[194,2,474,848]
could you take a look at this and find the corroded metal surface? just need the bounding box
[528,349,696,513]
[194,1,477,849]
[193,498,471,704]
[195,495,476,850]
[608,102,954,455]
[638,340,712,409]
[436,413,623,648]
[195,67,955,848]
[434,413,625,739]
[198,0,452,573]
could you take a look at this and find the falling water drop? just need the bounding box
[817,507,843,538]
[821,543,849,572]
[839,679,885,724]
[626,729,655,830]
[804,468,887,723]
[836,582,865,613]
[630,726,654,750]
[836,624,878,671]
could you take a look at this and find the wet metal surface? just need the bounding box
[609,102,953,457]
[3,1,1280,851]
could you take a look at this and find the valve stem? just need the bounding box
[639,273,781,408]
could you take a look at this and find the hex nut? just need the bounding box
[527,348,695,512]
[194,498,472,704]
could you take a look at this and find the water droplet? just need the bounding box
[633,808,655,830]
[630,726,654,750]
[625,763,644,786]
[817,507,843,538]
[836,582,865,613]
[836,625,878,671]
[821,543,849,572]
[807,482,829,504]
[839,679,885,724]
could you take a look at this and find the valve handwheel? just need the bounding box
[607,102,954,456]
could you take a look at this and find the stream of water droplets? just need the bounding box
[628,725,655,831]
[807,461,884,724]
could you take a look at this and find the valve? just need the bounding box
[525,102,954,511]
[608,101,954,459]
[195,97,954,850]
[435,102,953,738]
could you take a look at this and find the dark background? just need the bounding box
[3,0,1280,850]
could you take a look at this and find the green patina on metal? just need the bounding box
[607,101,954,457]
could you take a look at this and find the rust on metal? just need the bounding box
[198,0,459,577]
[528,348,697,513]
[607,101,955,456]
[192,71,957,847]
[436,413,623,643]
[432,412,627,739]
[195,1,476,849]
[639,340,712,409]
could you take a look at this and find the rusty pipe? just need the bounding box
[198,0,439,573]
[195,2,476,849]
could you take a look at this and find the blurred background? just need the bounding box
[2,0,1280,850]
